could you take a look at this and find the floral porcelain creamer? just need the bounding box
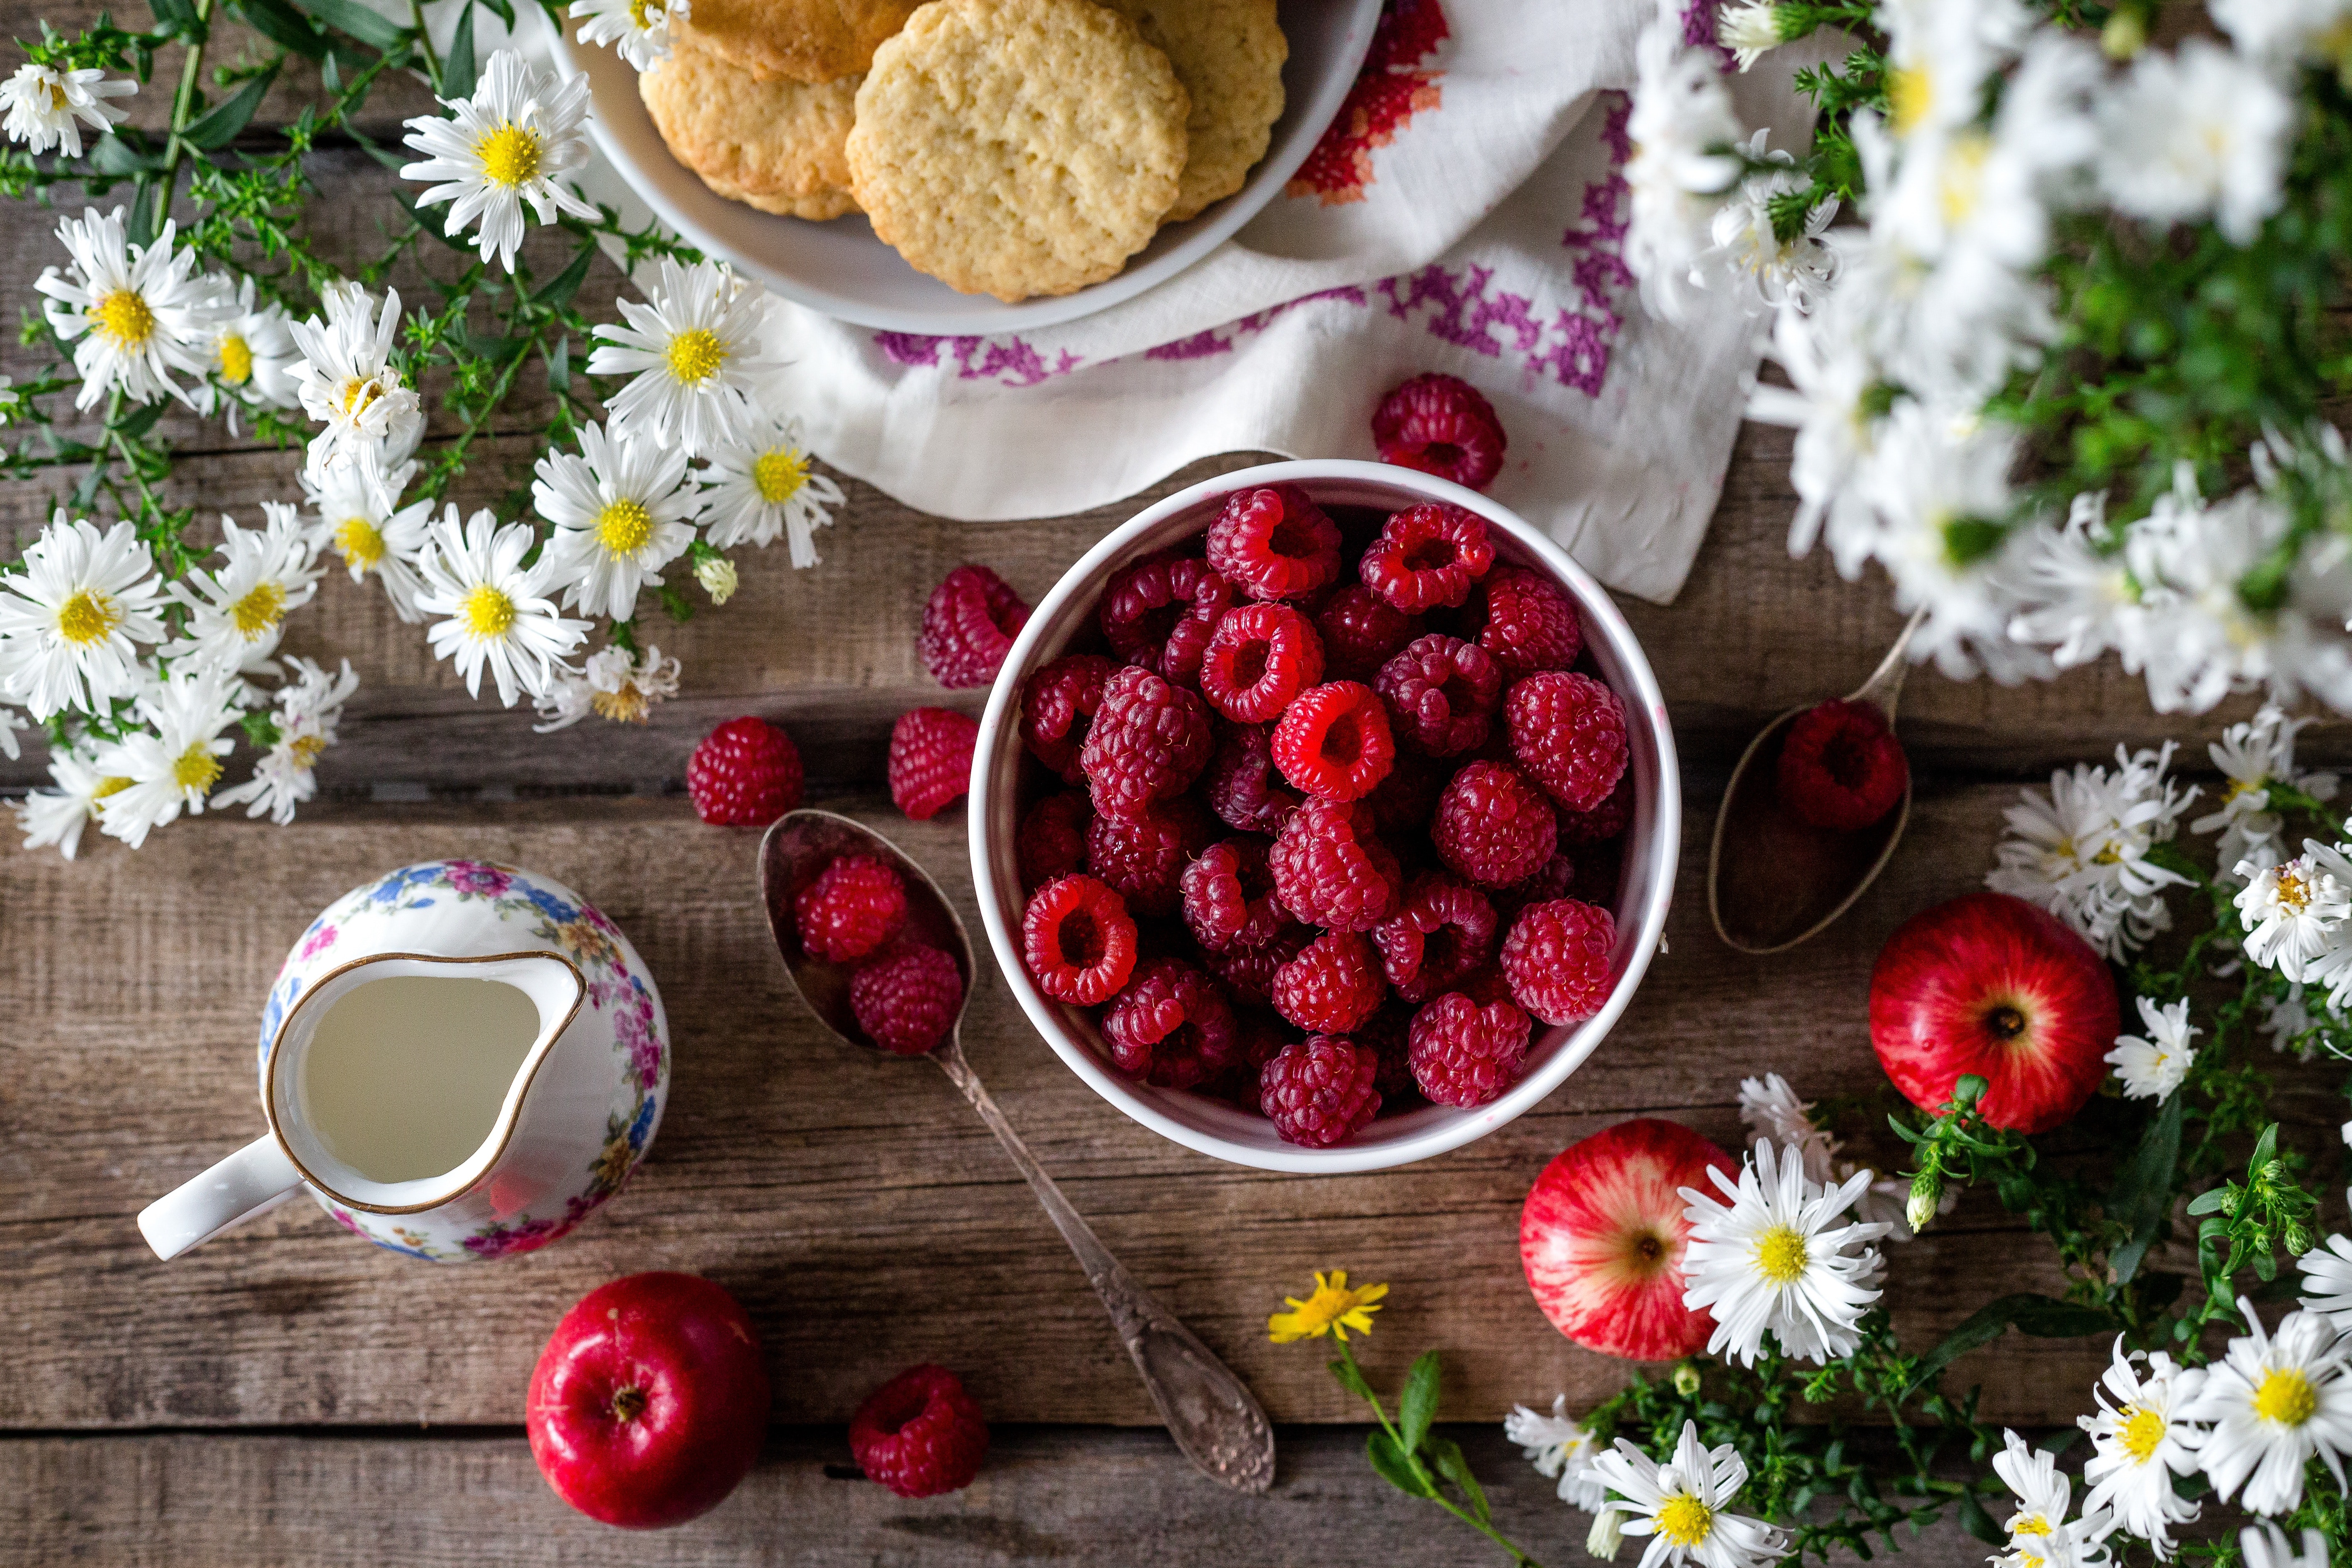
[137,859,669,1263]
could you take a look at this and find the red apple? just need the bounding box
[527,1272,771,1528]
[1520,1118,1737,1360]
[1869,891,2118,1135]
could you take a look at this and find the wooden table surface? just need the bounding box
[5,45,2341,1567]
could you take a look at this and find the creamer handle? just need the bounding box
[137,1135,303,1261]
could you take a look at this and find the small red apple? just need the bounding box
[1869,891,2118,1135]
[527,1272,771,1528]
[1520,1118,1737,1360]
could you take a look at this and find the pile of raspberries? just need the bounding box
[1011,482,1632,1149]
[792,852,965,1056]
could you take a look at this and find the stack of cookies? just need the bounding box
[639,0,1288,302]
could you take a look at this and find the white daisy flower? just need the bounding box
[2299,1234,2352,1333]
[0,511,167,720]
[587,257,778,457]
[2240,1523,2331,1568]
[2212,0,2352,71]
[1693,131,1838,314]
[301,440,434,621]
[1504,1395,1608,1512]
[1578,1419,1787,1568]
[1986,741,2195,960]
[1713,0,1796,70]
[2097,40,2291,245]
[2004,493,2144,675]
[571,0,690,70]
[35,207,225,411]
[90,662,243,849]
[1622,0,1747,322]
[413,506,589,707]
[0,61,135,156]
[2105,995,2199,1103]
[1747,297,1879,566]
[1876,0,2028,145]
[288,281,425,468]
[2236,848,2352,982]
[1680,1137,1892,1366]
[0,702,22,759]
[13,744,123,859]
[2181,1301,2352,1517]
[165,504,325,677]
[696,413,844,564]
[1991,1428,2076,1543]
[194,275,301,427]
[2193,705,2338,881]
[534,421,703,621]
[212,656,358,825]
[2257,982,2328,1060]
[2077,1339,2205,1557]
[531,641,681,733]
[399,49,597,273]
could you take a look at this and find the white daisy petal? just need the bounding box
[586,255,779,458]
[1679,1137,1892,1367]
[398,50,598,273]
[412,506,590,707]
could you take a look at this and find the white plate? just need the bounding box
[554,0,1384,334]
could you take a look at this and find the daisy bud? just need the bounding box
[1586,1506,1623,1561]
[1907,1172,1942,1235]
[696,554,739,605]
[1672,1363,1702,1397]
[2287,1220,2313,1257]
[2100,8,2145,59]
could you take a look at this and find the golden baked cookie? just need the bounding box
[675,0,919,83]
[1098,0,1287,223]
[641,30,860,221]
[845,0,1191,302]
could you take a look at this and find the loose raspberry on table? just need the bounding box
[1080,665,1213,822]
[1209,922,1311,1007]
[1363,749,1446,836]
[1359,502,1495,613]
[1315,583,1423,681]
[1021,874,1138,1005]
[1372,373,1508,491]
[794,853,907,964]
[918,564,1030,689]
[1372,872,1498,1004]
[1205,722,1303,834]
[1100,555,1236,685]
[1375,633,1502,756]
[849,1364,989,1499]
[1470,565,1581,678]
[1501,898,1617,1025]
[1085,796,1215,917]
[1180,837,1289,954]
[686,716,804,826]
[849,943,964,1055]
[1258,1036,1382,1147]
[1269,797,1400,932]
[1272,928,1386,1035]
[1017,791,1093,889]
[1199,603,1327,724]
[1504,671,1629,812]
[1271,681,1395,802]
[888,707,979,821]
[1206,483,1344,601]
[1431,760,1559,889]
[1555,773,1632,846]
[1020,654,1120,783]
[1776,698,1908,830]
[1408,992,1532,1107]
[1101,957,1240,1090]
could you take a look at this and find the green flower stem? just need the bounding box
[151,0,218,234]
[1330,1340,1545,1568]
[408,0,444,90]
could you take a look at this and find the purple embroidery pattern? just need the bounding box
[1142,287,1372,362]
[872,331,1084,386]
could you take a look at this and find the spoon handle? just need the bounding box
[931,1034,1276,1495]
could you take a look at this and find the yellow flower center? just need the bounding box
[754,446,808,504]
[2255,1368,2318,1427]
[172,744,222,793]
[340,376,381,418]
[1655,1493,1714,1549]
[459,583,516,639]
[2011,1514,2053,1538]
[2226,777,2264,804]
[218,333,253,385]
[289,734,327,766]
[475,122,543,188]
[2277,869,2313,914]
[595,497,654,556]
[334,516,385,568]
[665,327,726,385]
[1889,65,1930,137]
[229,580,286,639]
[45,82,68,111]
[628,0,656,27]
[2119,1406,2167,1463]
[593,685,650,724]
[1755,1225,1809,1285]
[92,775,133,801]
[1939,132,1990,228]
[92,288,155,348]
[55,588,120,646]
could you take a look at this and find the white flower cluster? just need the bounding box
[1737,1070,1936,1237]
[1985,741,2196,960]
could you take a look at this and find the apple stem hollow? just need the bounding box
[610,1386,647,1424]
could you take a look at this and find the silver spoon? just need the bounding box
[757,808,1276,1495]
[1706,608,1926,954]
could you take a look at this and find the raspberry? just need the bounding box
[1408,992,1532,1107]
[1085,796,1214,917]
[1432,760,1558,888]
[888,707,979,821]
[1257,1036,1381,1147]
[1372,373,1508,491]
[1355,1000,1418,1099]
[849,943,964,1055]
[1470,565,1581,678]
[849,1364,989,1499]
[794,853,907,963]
[1501,898,1618,1024]
[1180,836,1289,954]
[1209,922,1311,1007]
[1556,774,1633,847]
[1102,957,1239,1089]
[1364,749,1446,836]
[1505,671,1629,812]
[686,716,804,826]
[1100,555,1236,685]
[1271,681,1395,802]
[1021,874,1138,1004]
[1375,634,1502,756]
[1205,722,1302,834]
[918,565,1030,689]
[1080,665,1213,822]
[1777,698,1908,830]
[1206,483,1343,601]
[1017,791,1093,889]
[1359,502,1495,613]
[1269,797,1401,932]
[1314,584,1422,681]
[1372,872,1498,1004]
[1272,928,1386,1035]
[1020,654,1120,783]
[1199,603,1327,724]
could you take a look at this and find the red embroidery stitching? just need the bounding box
[1287,0,1450,207]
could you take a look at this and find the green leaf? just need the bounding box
[546,333,571,394]
[71,461,106,509]
[2107,1093,2183,1284]
[88,134,160,175]
[231,0,329,56]
[1327,1354,1374,1404]
[2187,1186,2235,1216]
[1424,1435,1490,1523]
[1365,1431,1434,1498]
[531,244,594,311]
[1904,1295,2116,1396]
[110,400,166,441]
[181,63,279,150]
[442,1,477,100]
[1956,1487,2004,1546]
[480,0,515,24]
[148,0,208,39]
[285,0,410,52]
[1398,1350,1440,1457]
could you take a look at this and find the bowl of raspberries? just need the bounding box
[968,461,1678,1172]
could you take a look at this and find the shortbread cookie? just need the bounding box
[1100,0,1286,223]
[676,0,919,83]
[642,31,860,221]
[845,0,1191,302]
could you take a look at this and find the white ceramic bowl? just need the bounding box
[554,0,1384,333]
[968,461,1682,1173]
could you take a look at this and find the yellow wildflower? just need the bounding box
[1268,1269,1388,1343]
